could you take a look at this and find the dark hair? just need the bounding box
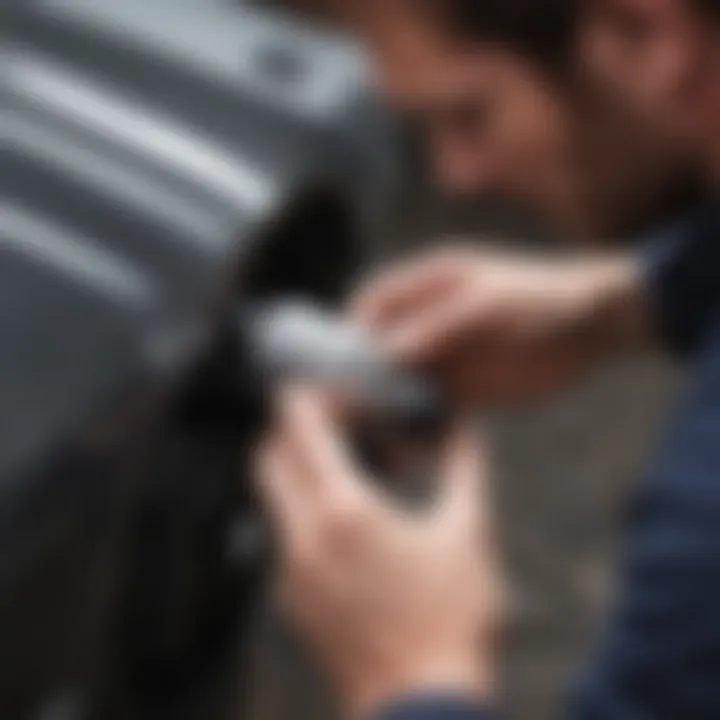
[697,0,720,15]
[416,0,580,69]
[416,0,719,69]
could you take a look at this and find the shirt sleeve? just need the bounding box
[640,202,720,358]
[374,694,493,720]
[567,318,720,720]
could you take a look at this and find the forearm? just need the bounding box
[569,254,654,357]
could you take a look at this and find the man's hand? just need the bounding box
[352,247,650,406]
[256,388,503,717]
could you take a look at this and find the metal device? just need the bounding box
[245,299,444,433]
[1,1,403,717]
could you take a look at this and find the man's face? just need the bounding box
[353,5,706,240]
[578,0,717,181]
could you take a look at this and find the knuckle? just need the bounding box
[282,385,312,419]
[321,497,368,545]
[254,438,279,481]
[288,536,319,574]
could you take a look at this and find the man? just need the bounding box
[257,0,720,718]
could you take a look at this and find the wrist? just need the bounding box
[573,255,653,357]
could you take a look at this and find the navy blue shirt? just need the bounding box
[377,202,720,720]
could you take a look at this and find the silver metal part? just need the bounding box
[245,299,443,426]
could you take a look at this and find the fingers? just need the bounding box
[256,437,312,544]
[255,386,370,535]
[382,289,483,364]
[438,419,487,525]
[279,386,365,504]
[352,251,471,329]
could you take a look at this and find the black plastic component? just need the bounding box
[0,1,397,717]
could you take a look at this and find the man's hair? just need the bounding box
[697,0,720,15]
[416,0,719,70]
[415,0,580,69]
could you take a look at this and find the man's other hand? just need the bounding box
[255,387,503,717]
[352,248,649,406]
